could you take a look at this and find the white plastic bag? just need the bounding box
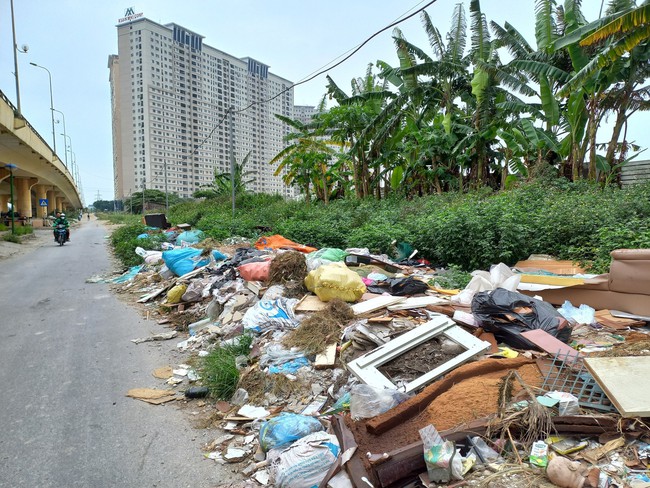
[241,298,299,333]
[451,263,521,306]
[268,431,340,488]
[558,300,595,325]
[349,384,410,419]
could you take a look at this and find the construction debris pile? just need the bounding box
[102,228,650,488]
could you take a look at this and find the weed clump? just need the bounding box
[283,299,354,355]
[2,234,21,243]
[199,334,253,400]
[268,251,308,285]
[238,367,308,404]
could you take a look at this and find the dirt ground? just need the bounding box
[378,338,459,383]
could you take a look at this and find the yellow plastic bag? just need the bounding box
[166,284,188,304]
[304,262,366,302]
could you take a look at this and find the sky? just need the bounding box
[1,0,641,206]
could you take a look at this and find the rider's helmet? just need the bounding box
[61,213,66,217]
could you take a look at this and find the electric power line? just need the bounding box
[144,0,438,188]
[234,0,439,114]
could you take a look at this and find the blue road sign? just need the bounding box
[39,198,48,207]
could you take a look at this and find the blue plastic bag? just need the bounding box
[111,265,143,283]
[259,413,324,452]
[212,250,227,261]
[268,357,310,374]
[162,248,209,276]
[176,230,205,246]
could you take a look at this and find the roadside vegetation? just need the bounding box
[107,180,650,274]
[0,224,34,243]
[104,0,650,275]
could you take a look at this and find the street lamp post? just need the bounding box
[61,133,73,174]
[10,0,22,114]
[30,62,56,155]
[53,109,67,168]
[5,164,17,235]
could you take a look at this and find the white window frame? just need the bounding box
[347,315,490,394]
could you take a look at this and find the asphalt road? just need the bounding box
[0,220,234,488]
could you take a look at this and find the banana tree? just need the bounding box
[270,115,337,204]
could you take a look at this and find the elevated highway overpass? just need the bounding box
[0,89,82,226]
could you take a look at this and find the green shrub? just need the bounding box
[108,182,650,272]
[110,223,167,267]
[14,226,33,236]
[199,334,253,400]
[2,234,20,243]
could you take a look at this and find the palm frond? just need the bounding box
[421,11,445,59]
[275,114,306,131]
[552,13,619,49]
[394,35,434,64]
[581,4,650,45]
[496,100,543,117]
[448,2,468,62]
[394,36,420,92]
[560,25,650,96]
[470,0,491,61]
[326,75,349,102]
[508,60,571,83]
[491,21,533,57]
[376,60,403,88]
[535,0,557,50]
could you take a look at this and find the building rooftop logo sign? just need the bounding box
[118,7,143,23]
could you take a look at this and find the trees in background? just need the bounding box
[270,0,650,202]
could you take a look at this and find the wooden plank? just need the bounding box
[295,294,328,312]
[519,275,585,286]
[595,309,645,328]
[351,295,405,315]
[314,343,337,369]
[137,286,168,303]
[387,296,449,310]
[330,416,372,488]
[521,329,581,357]
[584,356,650,417]
[514,259,585,275]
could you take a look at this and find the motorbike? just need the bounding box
[54,223,67,246]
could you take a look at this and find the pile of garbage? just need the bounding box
[103,228,650,488]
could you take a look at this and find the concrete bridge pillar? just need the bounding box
[15,177,32,218]
[55,196,64,212]
[0,194,8,212]
[46,189,56,215]
[33,184,48,220]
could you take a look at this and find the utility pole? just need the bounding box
[229,106,235,221]
[164,158,168,211]
[95,190,101,202]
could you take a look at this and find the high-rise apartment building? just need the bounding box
[293,105,317,125]
[109,16,295,200]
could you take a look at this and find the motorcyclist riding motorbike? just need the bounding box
[52,211,70,242]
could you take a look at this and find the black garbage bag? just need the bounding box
[366,277,429,296]
[471,288,572,350]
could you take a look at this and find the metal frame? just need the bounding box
[347,315,491,393]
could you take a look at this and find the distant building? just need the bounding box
[109,16,297,200]
[293,105,317,125]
